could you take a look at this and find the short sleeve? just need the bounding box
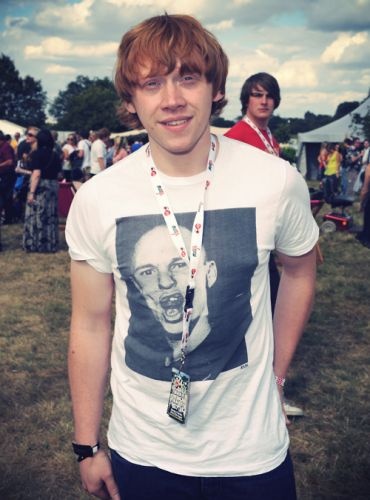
[65,182,112,274]
[275,164,319,256]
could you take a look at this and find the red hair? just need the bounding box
[115,14,229,129]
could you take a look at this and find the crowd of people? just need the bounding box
[318,137,370,248]
[0,126,145,252]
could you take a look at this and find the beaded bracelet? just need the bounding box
[275,375,286,387]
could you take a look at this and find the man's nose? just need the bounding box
[260,93,268,104]
[158,271,176,289]
[161,82,186,109]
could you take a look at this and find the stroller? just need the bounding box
[309,177,354,233]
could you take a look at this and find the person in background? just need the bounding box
[105,138,115,167]
[62,134,77,182]
[356,159,370,248]
[10,131,21,155]
[76,130,91,181]
[0,130,16,249]
[354,139,369,195]
[317,142,328,180]
[13,127,39,221]
[66,14,318,500]
[323,143,342,196]
[23,129,62,253]
[90,128,110,176]
[225,72,303,418]
[51,130,64,163]
[112,136,128,164]
[346,137,363,197]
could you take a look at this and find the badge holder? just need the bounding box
[167,368,191,424]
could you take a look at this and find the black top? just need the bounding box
[29,148,61,180]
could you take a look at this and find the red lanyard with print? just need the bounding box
[243,116,279,156]
[145,134,217,423]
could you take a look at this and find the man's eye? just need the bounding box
[170,261,188,272]
[181,74,200,84]
[143,80,161,89]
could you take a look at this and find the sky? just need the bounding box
[1,0,370,122]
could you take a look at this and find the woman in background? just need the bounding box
[23,129,61,252]
[113,136,128,164]
[356,162,370,249]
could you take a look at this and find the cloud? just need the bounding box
[45,64,77,75]
[206,19,234,31]
[276,60,319,88]
[24,37,117,59]
[306,0,370,31]
[4,16,28,29]
[35,0,94,29]
[321,32,368,63]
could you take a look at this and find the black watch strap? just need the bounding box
[72,442,100,462]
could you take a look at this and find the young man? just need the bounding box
[225,72,281,154]
[90,127,110,176]
[226,72,304,418]
[66,14,318,500]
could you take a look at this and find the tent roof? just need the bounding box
[297,96,370,144]
[0,119,26,137]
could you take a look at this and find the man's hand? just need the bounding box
[79,450,120,499]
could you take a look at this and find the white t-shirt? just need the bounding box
[62,143,74,171]
[66,135,319,477]
[90,138,106,175]
[77,139,91,169]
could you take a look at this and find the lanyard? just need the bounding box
[145,134,217,367]
[243,115,279,156]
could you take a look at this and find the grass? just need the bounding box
[1,201,369,499]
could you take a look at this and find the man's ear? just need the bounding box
[212,91,224,104]
[206,261,217,288]
[126,101,137,114]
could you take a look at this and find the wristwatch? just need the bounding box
[72,442,100,462]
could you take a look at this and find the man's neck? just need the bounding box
[245,112,269,130]
[148,130,213,177]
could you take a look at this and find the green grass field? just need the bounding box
[1,211,369,499]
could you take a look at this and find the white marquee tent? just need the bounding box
[0,119,26,137]
[297,97,370,179]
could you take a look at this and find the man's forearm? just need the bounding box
[68,326,111,444]
[272,249,316,378]
[98,157,105,171]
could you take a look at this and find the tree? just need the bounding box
[49,76,124,132]
[0,53,47,127]
[333,101,359,120]
[211,116,236,128]
[352,111,370,140]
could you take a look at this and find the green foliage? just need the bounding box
[280,146,296,163]
[0,53,47,127]
[49,76,124,132]
[352,111,370,139]
[211,116,236,128]
[333,101,359,120]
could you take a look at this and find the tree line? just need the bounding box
[1,53,369,139]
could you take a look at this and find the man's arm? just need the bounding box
[98,157,106,171]
[68,260,120,499]
[272,247,316,416]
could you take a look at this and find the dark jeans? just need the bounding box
[110,450,297,500]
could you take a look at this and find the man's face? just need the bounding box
[131,226,213,335]
[126,60,223,162]
[246,84,275,126]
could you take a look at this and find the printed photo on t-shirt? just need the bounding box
[115,208,258,381]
